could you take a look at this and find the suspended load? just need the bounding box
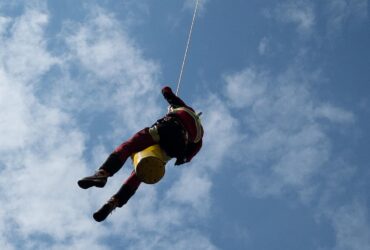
[131,144,171,184]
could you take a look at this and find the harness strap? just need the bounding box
[170,107,203,143]
[149,126,160,143]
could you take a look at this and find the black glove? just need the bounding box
[162,86,173,99]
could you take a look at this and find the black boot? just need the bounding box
[77,169,109,189]
[93,185,137,222]
[78,153,122,189]
[93,197,120,222]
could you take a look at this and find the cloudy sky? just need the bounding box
[0,0,369,249]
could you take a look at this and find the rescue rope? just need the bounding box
[176,0,200,96]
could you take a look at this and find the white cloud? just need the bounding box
[270,0,315,36]
[0,78,29,151]
[224,68,268,108]
[0,16,11,35]
[329,201,370,250]
[258,37,270,55]
[58,6,161,132]
[327,0,368,34]
[0,9,59,83]
[0,7,111,249]
[222,67,354,202]
[165,167,212,214]
[314,103,355,124]
[125,229,219,250]
[220,65,370,249]
[196,94,240,170]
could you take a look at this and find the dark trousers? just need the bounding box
[101,128,156,205]
[113,127,156,187]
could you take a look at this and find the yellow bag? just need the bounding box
[131,145,171,184]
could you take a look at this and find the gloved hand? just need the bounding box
[162,86,173,99]
[175,157,186,166]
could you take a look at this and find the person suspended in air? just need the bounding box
[78,86,204,222]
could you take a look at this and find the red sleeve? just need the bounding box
[162,86,191,109]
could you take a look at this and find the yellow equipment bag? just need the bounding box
[131,144,171,184]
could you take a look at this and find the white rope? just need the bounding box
[176,0,200,95]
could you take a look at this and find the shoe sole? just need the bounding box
[77,179,106,189]
[93,212,107,222]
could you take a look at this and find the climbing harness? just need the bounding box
[169,106,203,143]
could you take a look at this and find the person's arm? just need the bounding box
[162,86,188,108]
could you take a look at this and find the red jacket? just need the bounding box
[162,86,203,163]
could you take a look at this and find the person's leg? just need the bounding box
[78,128,155,189]
[93,171,141,222]
[112,127,157,165]
[114,170,141,205]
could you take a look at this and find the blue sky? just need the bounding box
[0,0,369,249]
